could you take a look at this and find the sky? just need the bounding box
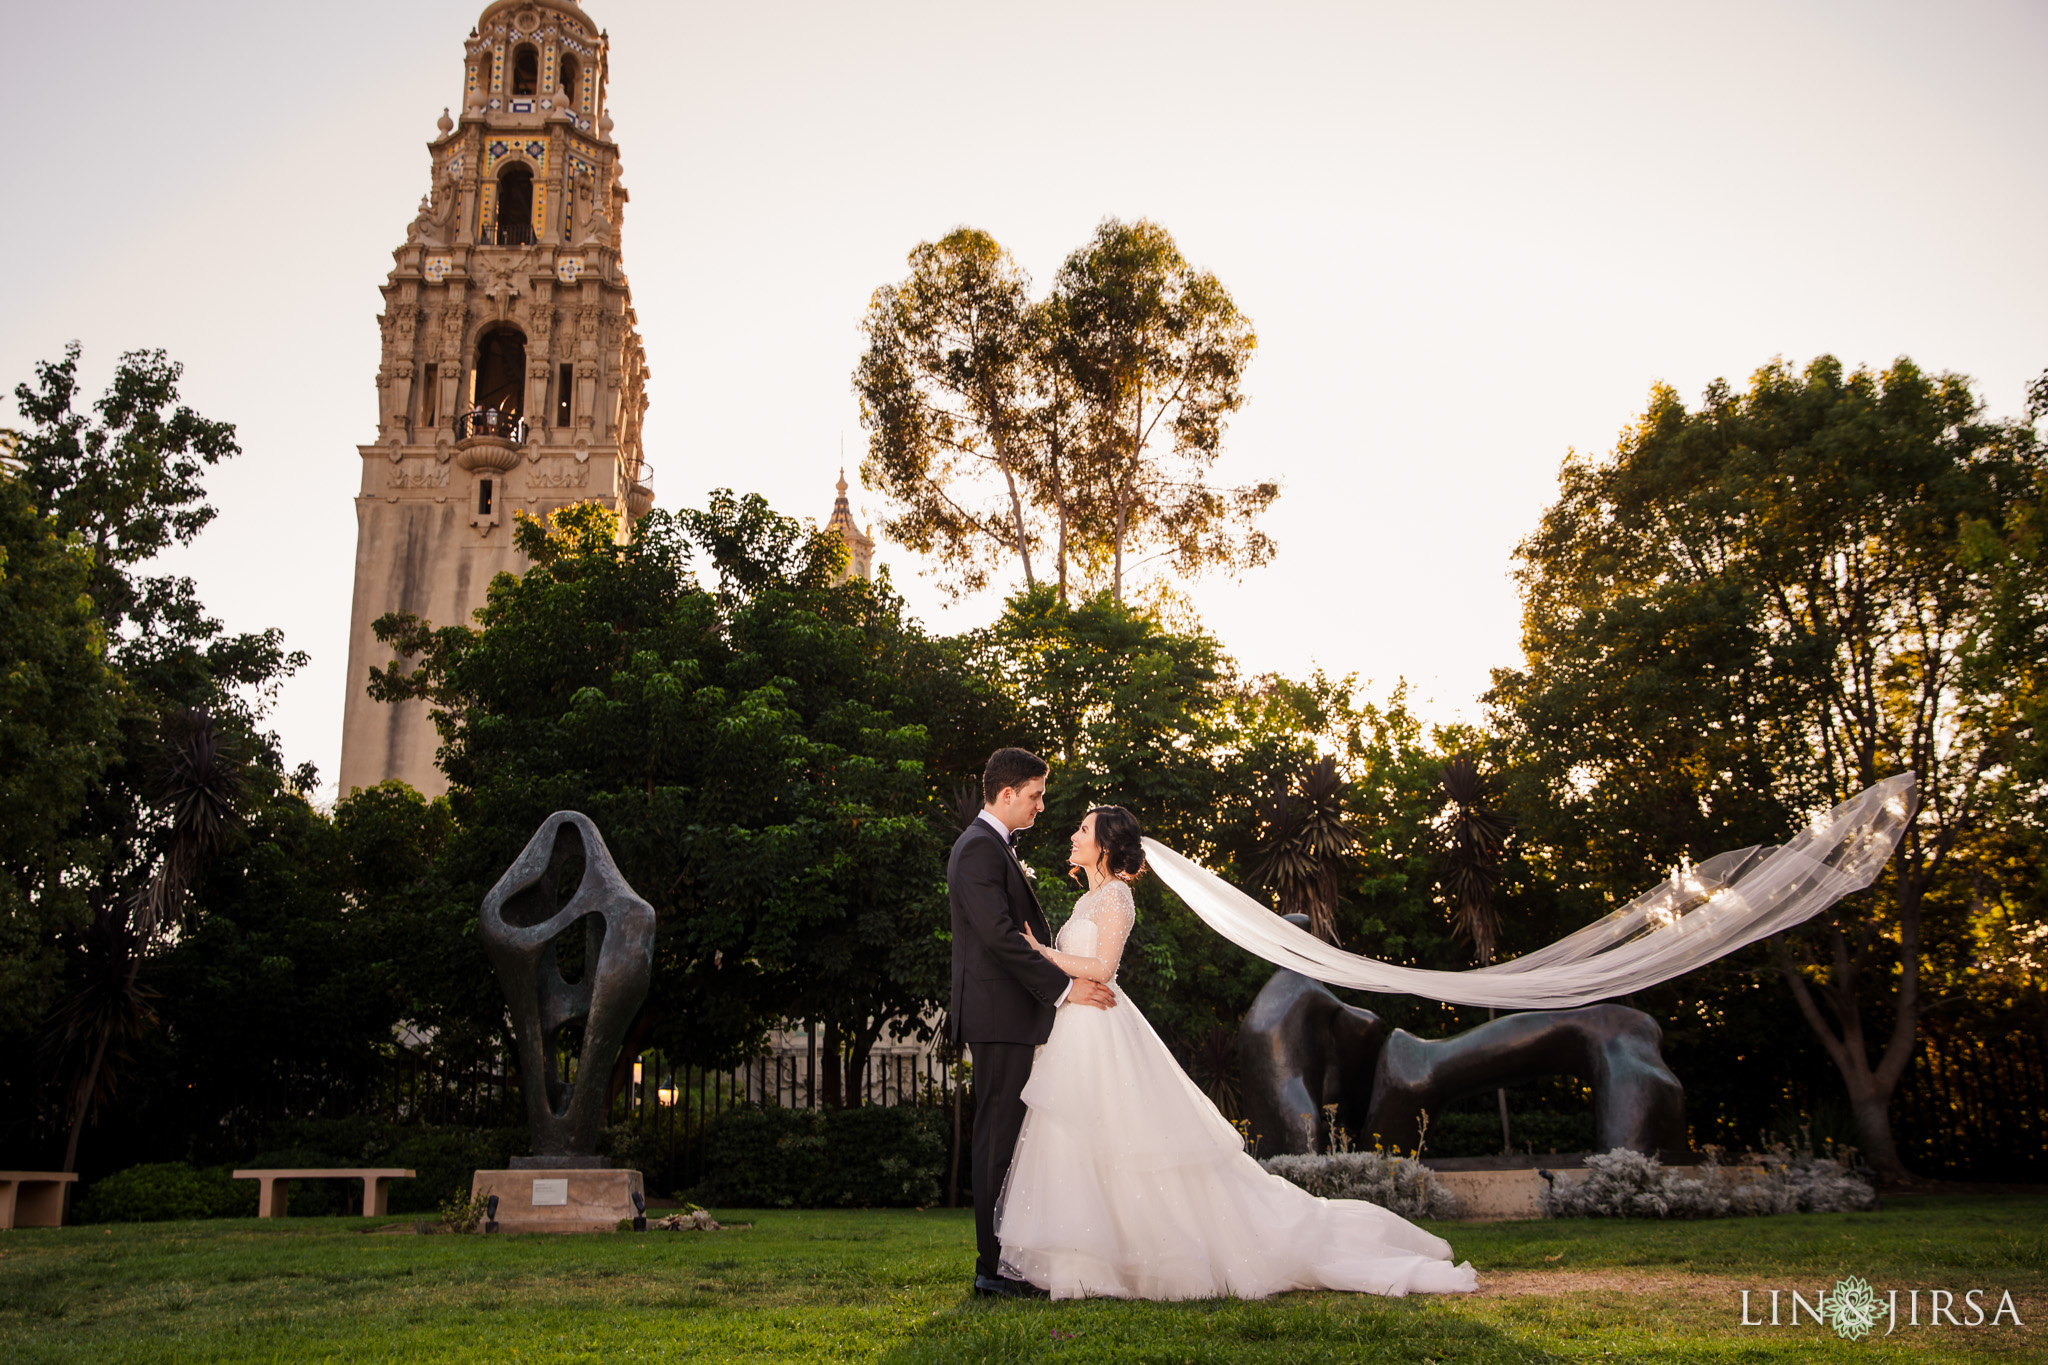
[5,0,2044,801]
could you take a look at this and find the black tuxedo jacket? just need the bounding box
[948,818,1073,1045]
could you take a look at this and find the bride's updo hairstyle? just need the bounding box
[1086,805,1148,884]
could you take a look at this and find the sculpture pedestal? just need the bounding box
[471,1168,643,1233]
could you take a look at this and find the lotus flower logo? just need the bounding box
[1825,1275,1882,1341]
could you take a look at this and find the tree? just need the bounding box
[1433,752,1515,1152]
[1487,355,2044,1179]
[0,463,123,1049]
[855,230,1042,597]
[369,494,1016,1104]
[855,221,1277,605]
[1253,756,1357,944]
[7,344,307,1174]
[1053,218,1273,602]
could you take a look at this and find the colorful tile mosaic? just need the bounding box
[556,255,584,284]
[484,138,548,175]
[424,255,451,283]
[532,182,548,238]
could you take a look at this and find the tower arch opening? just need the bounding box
[560,55,580,106]
[512,44,539,96]
[471,325,527,424]
[475,50,495,98]
[494,163,535,245]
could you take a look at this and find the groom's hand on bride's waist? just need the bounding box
[1066,979,1116,1009]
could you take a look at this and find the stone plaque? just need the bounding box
[531,1178,569,1206]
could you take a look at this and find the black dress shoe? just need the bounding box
[973,1274,1050,1299]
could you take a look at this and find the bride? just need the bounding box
[995,804,1478,1301]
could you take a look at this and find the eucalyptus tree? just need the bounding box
[1488,355,2043,1179]
[854,220,1277,605]
[855,229,1044,597]
[1051,218,1272,602]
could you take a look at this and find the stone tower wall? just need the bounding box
[339,0,651,798]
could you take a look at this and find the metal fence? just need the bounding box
[372,1030,966,1192]
[1892,1018,2048,1181]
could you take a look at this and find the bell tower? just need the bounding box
[340,0,652,798]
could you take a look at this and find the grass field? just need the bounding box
[2,1197,2042,1363]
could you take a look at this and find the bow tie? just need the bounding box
[1006,829,1023,848]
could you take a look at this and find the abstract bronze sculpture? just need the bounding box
[479,812,657,1166]
[1239,916,1686,1157]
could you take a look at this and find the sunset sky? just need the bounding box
[6,0,2044,799]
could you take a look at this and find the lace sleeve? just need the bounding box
[1037,881,1136,983]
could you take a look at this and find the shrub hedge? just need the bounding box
[75,1162,256,1223]
[689,1104,950,1208]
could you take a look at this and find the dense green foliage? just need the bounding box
[694,1104,950,1208]
[367,494,1018,1098]
[1,345,311,1174]
[6,340,2043,1199]
[72,1162,254,1224]
[1486,355,2048,1177]
[0,465,121,1040]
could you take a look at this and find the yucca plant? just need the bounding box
[1434,752,1516,1153]
[45,708,243,1174]
[1436,753,1512,966]
[1255,756,1357,944]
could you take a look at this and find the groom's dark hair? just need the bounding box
[983,747,1049,803]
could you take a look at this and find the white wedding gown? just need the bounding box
[995,880,1478,1301]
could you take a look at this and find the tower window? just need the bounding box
[478,479,495,517]
[421,363,439,426]
[476,52,495,96]
[512,44,538,97]
[471,326,527,418]
[557,363,574,426]
[493,164,535,245]
[560,55,580,106]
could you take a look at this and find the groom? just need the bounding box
[949,747,1117,1298]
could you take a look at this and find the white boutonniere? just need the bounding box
[1020,862,1037,882]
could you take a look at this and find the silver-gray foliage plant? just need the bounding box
[1539,1144,1877,1219]
[1259,1150,1462,1220]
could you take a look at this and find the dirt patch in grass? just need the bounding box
[1475,1268,1736,1296]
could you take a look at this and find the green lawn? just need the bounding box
[2,1198,2042,1363]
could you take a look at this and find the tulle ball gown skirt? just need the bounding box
[995,989,1478,1301]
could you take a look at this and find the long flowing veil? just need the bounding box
[1141,773,1916,1010]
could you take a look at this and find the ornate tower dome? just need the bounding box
[339,0,652,798]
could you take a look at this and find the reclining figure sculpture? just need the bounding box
[1239,917,1687,1157]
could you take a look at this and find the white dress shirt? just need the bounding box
[978,809,1072,1008]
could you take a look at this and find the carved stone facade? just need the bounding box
[826,471,875,584]
[341,0,652,798]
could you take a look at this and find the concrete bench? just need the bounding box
[0,1172,78,1229]
[232,1168,415,1218]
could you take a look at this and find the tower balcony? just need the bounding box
[627,460,655,519]
[454,408,527,471]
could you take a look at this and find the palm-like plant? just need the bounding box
[1434,752,1516,1153]
[1436,753,1513,966]
[45,708,243,1173]
[1255,756,1357,944]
